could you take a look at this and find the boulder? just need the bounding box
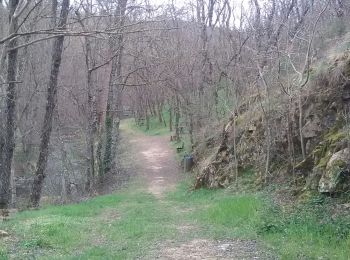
[319,148,350,193]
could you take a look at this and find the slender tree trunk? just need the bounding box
[85,67,99,191]
[169,104,173,132]
[30,0,70,207]
[189,113,194,146]
[0,0,19,209]
[104,57,118,173]
[59,141,68,203]
[175,96,180,140]
[157,100,163,123]
[146,108,150,131]
[298,93,306,160]
[287,100,296,183]
[104,0,127,173]
[76,11,100,192]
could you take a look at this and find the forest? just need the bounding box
[0,0,350,259]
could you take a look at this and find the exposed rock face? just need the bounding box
[319,148,350,193]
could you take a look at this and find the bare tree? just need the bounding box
[0,0,20,209]
[30,0,70,207]
[104,0,128,174]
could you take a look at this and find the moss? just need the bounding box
[324,130,345,144]
[312,126,347,169]
[316,153,332,169]
[312,144,328,162]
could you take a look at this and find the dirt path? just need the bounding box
[125,131,180,197]
[119,124,275,260]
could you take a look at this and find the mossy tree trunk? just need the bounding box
[104,0,127,174]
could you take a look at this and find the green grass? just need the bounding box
[166,180,262,238]
[123,109,171,136]
[0,182,179,259]
[259,199,350,259]
[1,176,350,259]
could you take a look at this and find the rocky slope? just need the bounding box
[195,46,350,197]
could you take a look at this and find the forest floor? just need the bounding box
[1,120,350,259]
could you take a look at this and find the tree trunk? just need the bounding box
[30,0,70,207]
[298,93,306,160]
[157,100,163,123]
[175,96,180,140]
[0,0,19,209]
[76,9,106,191]
[169,104,173,132]
[103,59,117,173]
[104,0,127,173]
[146,108,150,131]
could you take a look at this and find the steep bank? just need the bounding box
[195,39,350,198]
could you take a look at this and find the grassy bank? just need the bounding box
[1,176,350,259]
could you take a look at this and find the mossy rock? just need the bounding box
[312,126,347,169]
[319,148,350,193]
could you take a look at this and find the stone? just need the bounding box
[218,243,231,251]
[319,148,350,193]
[0,230,9,238]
